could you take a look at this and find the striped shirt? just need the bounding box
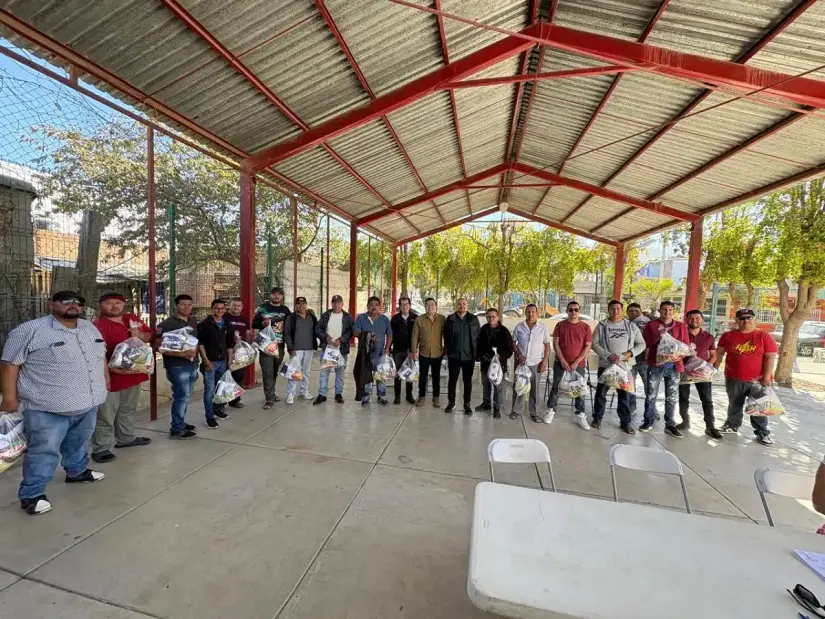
[1,315,108,415]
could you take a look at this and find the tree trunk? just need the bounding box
[76,210,105,302]
[696,279,708,312]
[727,282,741,314]
[400,245,409,296]
[745,283,755,309]
[775,278,819,386]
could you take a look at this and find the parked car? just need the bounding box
[769,321,825,356]
[549,312,594,321]
[474,307,522,319]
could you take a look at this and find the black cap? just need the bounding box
[331,294,343,303]
[52,290,86,304]
[270,286,284,294]
[295,296,307,304]
[735,308,755,319]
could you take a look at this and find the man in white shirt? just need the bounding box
[510,304,551,422]
[314,295,354,405]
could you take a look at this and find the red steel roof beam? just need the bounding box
[396,207,500,245]
[509,207,618,246]
[447,65,637,88]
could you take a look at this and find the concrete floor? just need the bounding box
[1,363,824,619]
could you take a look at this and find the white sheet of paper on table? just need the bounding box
[795,549,825,580]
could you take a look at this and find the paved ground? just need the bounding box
[1,362,824,619]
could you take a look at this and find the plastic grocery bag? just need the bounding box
[598,363,634,391]
[744,385,785,417]
[680,356,717,384]
[397,356,419,383]
[373,354,397,383]
[213,370,244,405]
[254,326,282,357]
[158,327,198,354]
[487,348,504,387]
[321,345,345,370]
[280,354,304,381]
[559,370,588,398]
[109,337,155,374]
[230,340,257,371]
[0,412,25,474]
[514,364,532,397]
[656,331,693,365]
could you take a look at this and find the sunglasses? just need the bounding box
[737,315,755,320]
[567,308,580,313]
[789,584,825,617]
[56,299,84,306]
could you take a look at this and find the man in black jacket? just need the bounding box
[313,294,353,405]
[444,298,481,415]
[283,296,318,405]
[390,296,417,405]
[197,299,235,430]
[476,307,514,418]
[251,286,291,410]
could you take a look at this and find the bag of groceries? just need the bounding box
[656,331,693,365]
[487,348,504,386]
[213,370,244,404]
[230,339,257,371]
[397,356,419,383]
[598,362,634,391]
[109,337,155,374]
[255,325,281,357]
[680,355,717,384]
[559,370,588,398]
[158,326,198,354]
[514,364,532,397]
[0,412,25,474]
[280,354,304,381]
[373,354,397,383]
[744,385,785,417]
[321,345,344,370]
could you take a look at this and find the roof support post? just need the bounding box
[349,224,359,318]
[613,243,625,302]
[147,126,158,421]
[391,246,398,315]
[325,216,331,310]
[240,170,257,389]
[292,196,299,303]
[684,219,703,312]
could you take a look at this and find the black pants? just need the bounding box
[593,367,632,427]
[724,378,769,437]
[547,359,585,413]
[418,355,441,398]
[678,381,715,429]
[393,352,414,400]
[447,358,475,405]
[230,368,246,404]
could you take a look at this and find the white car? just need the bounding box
[549,312,594,321]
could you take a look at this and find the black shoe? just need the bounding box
[313,395,327,406]
[509,412,519,420]
[170,430,197,440]
[272,395,281,403]
[393,395,401,405]
[639,421,654,432]
[335,394,345,404]
[378,397,389,406]
[705,427,723,440]
[664,426,683,438]
[185,423,195,431]
[445,402,455,414]
[676,419,690,430]
[206,418,219,429]
[621,425,636,435]
[20,495,51,515]
[228,401,244,409]
[475,403,492,412]
[493,410,501,419]
[91,450,116,463]
[406,394,416,404]
[114,437,151,448]
[591,419,601,429]
[65,469,105,483]
[720,422,738,434]
[756,434,774,446]
[214,410,229,420]
[464,403,472,415]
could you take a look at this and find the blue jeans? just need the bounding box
[319,355,347,397]
[201,358,227,420]
[19,407,97,500]
[644,365,679,427]
[362,356,387,402]
[166,362,198,434]
[629,360,654,416]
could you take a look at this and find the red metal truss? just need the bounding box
[446,65,637,88]
[397,207,500,245]
[508,207,618,247]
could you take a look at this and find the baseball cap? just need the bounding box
[270,286,284,294]
[735,308,755,319]
[331,294,343,303]
[295,296,307,304]
[99,291,125,303]
[52,290,86,305]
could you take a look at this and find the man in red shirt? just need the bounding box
[678,310,722,439]
[91,292,153,463]
[547,300,593,430]
[715,308,777,446]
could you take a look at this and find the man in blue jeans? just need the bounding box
[157,294,199,440]
[197,299,236,429]
[314,294,353,405]
[1,291,108,515]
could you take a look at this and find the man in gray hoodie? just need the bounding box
[591,300,646,433]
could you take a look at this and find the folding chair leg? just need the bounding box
[546,462,556,492]
[758,490,775,526]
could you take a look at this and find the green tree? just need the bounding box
[632,278,679,310]
[515,227,580,314]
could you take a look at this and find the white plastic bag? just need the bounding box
[397,356,419,383]
[373,354,397,383]
[109,337,155,374]
[514,364,532,397]
[321,345,344,370]
[656,331,693,365]
[230,340,257,371]
[745,385,785,416]
[254,326,281,357]
[213,370,244,404]
[559,370,588,398]
[280,354,304,381]
[680,355,717,384]
[158,327,198,354]
[487,348,503,387]
[0,412,25,474]
[598,363,634,391]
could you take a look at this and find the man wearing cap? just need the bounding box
[353,296,393,406]
[252,287,291,409]
[197,299,236,429]
[90,292,154,463]
[714,308,777,446]
[390,296,417,405]
[1,291,108,515]
[157,294,199,440]
[226,297,251,409]
[314,294,353,405]
[283,296,318,405]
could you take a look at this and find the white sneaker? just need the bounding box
[539,409,555,424]
[301,392,314,400]
[576,412,590,430]
[286,393,295,405]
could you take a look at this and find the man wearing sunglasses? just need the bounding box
[714,308,777,446]
[1,291,108,515]
[547,301,593,429]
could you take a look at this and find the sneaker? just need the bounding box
[575,412,590,430]
[664,426,683,439]
[493,410,501,419]
[170,430,197,440]
[705,427,723,440]
[621,425,636,435]
[676,420,690,431]
[539,410,555,424]
[406,395,416,404]
[214,410,229,420]
[228,401,244,409]
[206,418,219,429]
[185,423,196,431]
[509,412,519,420]
[361,399,370,407]
[301,392,314,400]
[20,495,52,515]
[65,469,105,483]
[444,402,455,414]
[463,403,472,415]
[591,419,602,430]
[415,397,425,407]
[394,395,401,405]
[720,422,738,434]
[286,394,295,405]
[639,421,654,432]
[378,397,389,406]
[756,434,773,446]
[335,394,345,404]
[475,403,492,412]
[313,395,327,406]
[91,450,116,463]
[432,398,441,408]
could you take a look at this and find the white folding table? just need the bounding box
[468,481,825,619]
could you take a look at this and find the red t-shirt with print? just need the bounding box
[553,320,593,369]
[93,314,152,392]
[718,329,777,382]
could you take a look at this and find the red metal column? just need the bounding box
[380,243,385,309]
[613,243,625,301]
[325,216,330,309]
[391,246,398,315]
[292,197,298,303]
[147,127,158,421]
[239,171,257,389]
[367,237,372,298]
[684,219,703,311]
[349,224,358,317]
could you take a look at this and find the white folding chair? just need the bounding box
[609,444,691,513]
[488,438,555,491]
[753,467,815,527]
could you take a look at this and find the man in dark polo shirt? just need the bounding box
[156,294,199,440]
[197,299,235,429]
[678,310,722,439]
[226,297,250,409]
[443,298,481,414]
[91,292,153,463]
